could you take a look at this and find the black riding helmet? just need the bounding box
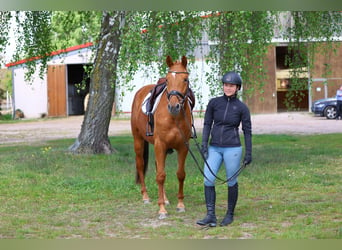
[221,71,242,90]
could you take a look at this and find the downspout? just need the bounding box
[9,67,15,119]
[307,58,312,113]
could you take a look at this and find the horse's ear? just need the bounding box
[181,56,187,68]
[166,55,173,67]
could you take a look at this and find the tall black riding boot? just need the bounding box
[196,186,217,227]
[220,182,238,226]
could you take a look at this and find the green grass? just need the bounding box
[0,134,341,239]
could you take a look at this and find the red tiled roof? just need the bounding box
[5,42,94,68]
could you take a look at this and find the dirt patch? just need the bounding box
[249,112,342,135]
[1,112,341,145]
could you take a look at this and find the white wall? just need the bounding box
[48,48,94,65]
[12,66,48,118]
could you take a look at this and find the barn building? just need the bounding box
[6,40,342,119]
[6,43,94,118]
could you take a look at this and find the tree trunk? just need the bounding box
[69,11,126,154]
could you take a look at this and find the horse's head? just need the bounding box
[165,55,189,115]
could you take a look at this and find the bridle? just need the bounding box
[165,70,190,107]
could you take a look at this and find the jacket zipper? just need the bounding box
[220,97,230,145]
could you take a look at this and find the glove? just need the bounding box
[243,155,252,165]
[200,145,208,159]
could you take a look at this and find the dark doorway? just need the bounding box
[67,64,91,115]
[275,46,309,112]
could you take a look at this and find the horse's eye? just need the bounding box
[184,78,189,83]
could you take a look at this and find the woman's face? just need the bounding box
[223,83,238,97]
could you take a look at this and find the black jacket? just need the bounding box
[202,94,252,160]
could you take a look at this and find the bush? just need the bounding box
[0,113,12,120]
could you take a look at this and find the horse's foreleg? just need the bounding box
[176,147,188,213]
[154,143,168,219]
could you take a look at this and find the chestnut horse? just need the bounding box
[131,55,194,219]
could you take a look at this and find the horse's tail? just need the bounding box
[135,140,149,184]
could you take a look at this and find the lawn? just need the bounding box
[0,133,341,239]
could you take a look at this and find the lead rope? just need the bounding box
[176,105,247,185]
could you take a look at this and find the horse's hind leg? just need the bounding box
[134,138,150,203]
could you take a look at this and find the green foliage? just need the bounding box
[0,71,8,97]
[0,11,12,65]
[205,11,276,97]
[51,11,102,49]
[119,11,204,79]
[0,113,12,120]
[285,11,342,42]
[12,11,55,81]
[115,11,205,108]
[0,69,12,94]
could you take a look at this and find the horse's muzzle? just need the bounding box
[167,90,185,115]
[168,103,182,115]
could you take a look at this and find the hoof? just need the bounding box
[158,213,168,220]
[165,200,170,206]
[176,207,185,213]
[143,199,150,204]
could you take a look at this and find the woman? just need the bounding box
[196,71,252,227]
[336,85,342,120]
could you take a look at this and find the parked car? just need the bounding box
[311,97,337,119]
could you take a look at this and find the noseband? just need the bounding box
[167,90,186,104]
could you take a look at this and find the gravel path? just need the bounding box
[1,112,341,145]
